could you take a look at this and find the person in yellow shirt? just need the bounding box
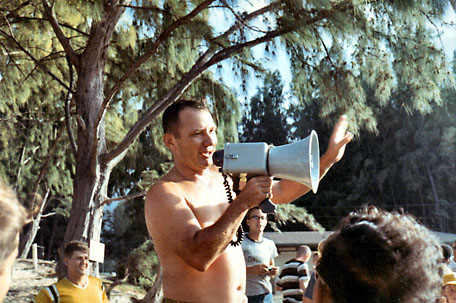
[33,241,108,303]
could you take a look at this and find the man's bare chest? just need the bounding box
[179,178,233,225]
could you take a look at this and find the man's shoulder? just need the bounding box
[34,282,59,302]
[88,275,102,282]
[145,172,183,202]
[263,237,277,247]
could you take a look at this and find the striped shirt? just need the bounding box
[277,259,310,303]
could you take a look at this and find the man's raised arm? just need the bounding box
[271,115,353,204]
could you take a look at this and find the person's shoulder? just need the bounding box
[87,275,104,286]
[34,283,59,302]
[145,171,183,202]
[88,275,102,282]
[264,237,276,246]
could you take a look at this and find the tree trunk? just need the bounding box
[426,166,444,231]
[140,265,163,303]
[47,213,59,260]
[20,188,51,259]
[58,0,127,275]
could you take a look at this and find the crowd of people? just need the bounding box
[1,99,455,303]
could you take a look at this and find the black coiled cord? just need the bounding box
[222,171,244,247]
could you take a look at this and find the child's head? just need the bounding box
[315,206,442,303]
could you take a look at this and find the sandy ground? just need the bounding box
[5,259,143,303]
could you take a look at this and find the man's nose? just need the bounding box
[202,132,216,145]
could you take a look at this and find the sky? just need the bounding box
[210,2,456,102]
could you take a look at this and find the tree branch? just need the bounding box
[96,0,216,135]
[41,0,80,69]
[65,56,78,157]
[0,28,73,92]
[102,1,353,164]
[101,191,146,207]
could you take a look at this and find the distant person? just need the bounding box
[33,241,108,303]
[450,242,456,272]
[442,244,453,274]
[276,245,311,303]
[441,272,456,303]
[313,206,443,303]
[303,251,320,303]
[242,207,279,303]
[0,180,29,303]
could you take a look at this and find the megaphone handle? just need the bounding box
[260,199,276,214]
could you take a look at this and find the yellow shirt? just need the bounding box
[33,276,108,303]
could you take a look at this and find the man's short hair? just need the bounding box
[0,180,28,266]
[162,99,209,136]
[297,245,311,257]
[316,206,442,303]
[63,241,89,259]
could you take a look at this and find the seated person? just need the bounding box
[313,206,443,303]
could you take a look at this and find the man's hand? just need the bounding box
[248,263,270,275]
[322,115,353,166]
[235,176,273,210]
[268,266,280,277]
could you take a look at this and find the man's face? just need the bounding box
[246,209,268,233]
[453,243,456,258]
[0,246,17,303]
[166,108,217,171]
[64,250,89,278]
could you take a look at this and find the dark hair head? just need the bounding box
[246,206,261,218]
[442,244,452,262]
[162,99,209,137]
[0,181,29,266]
[316,206,442,303]
[63,241,89,259]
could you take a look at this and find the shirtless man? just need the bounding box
[145,100,352,303]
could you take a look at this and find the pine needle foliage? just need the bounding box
[0,0,454,268]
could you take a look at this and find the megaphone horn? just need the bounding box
[268,130,320,193]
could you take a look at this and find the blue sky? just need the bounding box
[210,2,456,102]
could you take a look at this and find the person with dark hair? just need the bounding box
[33,241,108,303]
[145,99,353,302]
[0,180,29,303]
[442,244,453,274]
[276,245,312,303]
[313,206,443,303]
[242,207,279,303]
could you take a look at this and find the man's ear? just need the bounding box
[163,133,175,149]
[63,256,69,267]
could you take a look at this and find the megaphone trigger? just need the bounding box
[260,199,277,214]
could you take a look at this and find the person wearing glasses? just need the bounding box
[144,100,353,303]
[242,207,279,303]
[312,206,442,303]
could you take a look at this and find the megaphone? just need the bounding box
[213,131,320,213]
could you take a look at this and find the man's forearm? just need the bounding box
[187,200,248,271]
